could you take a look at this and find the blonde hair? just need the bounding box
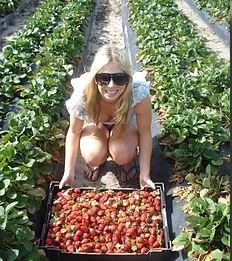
[83,44,133,136]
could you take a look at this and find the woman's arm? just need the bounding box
[59,114,84,188]
[134,96,155,189]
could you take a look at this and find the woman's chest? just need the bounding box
[98,103,116,122]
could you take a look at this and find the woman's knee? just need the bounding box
[109,127,138,165]
[80,125,109,165]
[81,142,109,165]
[82,150,108,166]
[109,141,137,165]
[111,153,135,165]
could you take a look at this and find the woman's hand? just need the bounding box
[140,175,156,189]
[59,173,75,189]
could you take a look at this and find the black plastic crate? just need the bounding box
[39,181,173,261]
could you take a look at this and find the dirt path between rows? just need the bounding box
[175,0,229,60]
[81,0,124,71]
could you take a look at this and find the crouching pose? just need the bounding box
[59,44,155,189]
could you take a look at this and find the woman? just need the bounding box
[59,44,155,189]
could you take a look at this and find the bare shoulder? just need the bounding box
[70,72,90,89]
[134,96,151,114]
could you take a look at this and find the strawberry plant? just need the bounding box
[0,0,67,125]
[128,0,229,175]
[173,173,230,260]
[195,0,229,26]
[161,107,228,172]
[1,0,66,82]
[19,60,71,119]
[0,0,21,16]
[0,0,95,127]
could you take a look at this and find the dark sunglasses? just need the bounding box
[95,73,130,86]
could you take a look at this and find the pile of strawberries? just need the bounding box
[45,188,165,253]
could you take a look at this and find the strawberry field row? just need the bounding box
[0,0,93,128]
[0,0,22,17]
[0,0,95,260]
[0,0,84,127]
[129,0,229,175]
[195,0,229,26]
[128,0,229,260]
[0,0,67,126]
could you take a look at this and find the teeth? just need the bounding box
[106,90,117,94]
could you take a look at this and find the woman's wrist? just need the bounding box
[139,171,151,179]
[63,170,75,177]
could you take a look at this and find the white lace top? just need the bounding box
[66,72,150,123]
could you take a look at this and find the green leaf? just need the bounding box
[0,216,7,230]
[185,173,195,183]
[16,195,28,208]
[24,159,36,168]
[6,191,18,199]
[205,164,218,175]
[3,179,10,188]
[218,202,229,216]
[222,252,230,261]
[203,149,218,159]
[172,231,192,251]
[175,148,191,157]
[0,188,6,196]
[13,77,20,84]
[221,233,230,246]
[5,202,18,214]
[198,227,211,238]
[15,173,28,181]
[211,249,223,260]
[23,240,33,251]
[211,158,223,166]
[0,249,19,261]
[209,228,216,241]
[29,187,46,200]
[0,206,4,217]
[205,164,211,175]
[186,215,207,228]
[202,177,210,188]
[199,188,208,197]
[190,242,206,255]
[16,227,27,240]
[208,201,217,214]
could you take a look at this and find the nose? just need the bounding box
[108,78,115,87]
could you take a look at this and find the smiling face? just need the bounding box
[96,61,128,103]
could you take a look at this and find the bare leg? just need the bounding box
[109,117,139,181]
[80,124,109,180]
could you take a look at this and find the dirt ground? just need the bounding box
[175,0,229,60]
